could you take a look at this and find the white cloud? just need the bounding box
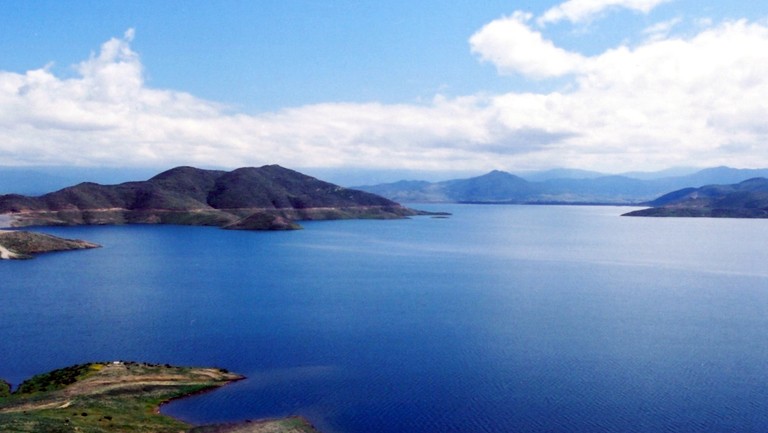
[469,12,586,78]
[0,33,505,170]
[2,19,768,175]
[539,0,671,25]
[549,19,768,169]
[642,17,682,41]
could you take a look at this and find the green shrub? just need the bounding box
[15,363,96,394]
[0,379,11,398]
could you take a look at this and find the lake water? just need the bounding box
[3,205,768,432]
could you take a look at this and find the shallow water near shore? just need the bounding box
[3,205,768,432]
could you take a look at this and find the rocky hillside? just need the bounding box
[623,178,768,217]
[0,165,421,230]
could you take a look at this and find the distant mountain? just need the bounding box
[0,165,423,230]
[623,178,768,218]
[520,168,607,182]
[358,170,539,203]
[537,175,656,203]
[355,166,768,204]
[617,167,700,180]
[669,166,768,186]
[441,170,537,202]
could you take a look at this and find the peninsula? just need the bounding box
[0,230,100,260]
[0,165,426,231]
[623,177,768,218]
[0,362,321,433]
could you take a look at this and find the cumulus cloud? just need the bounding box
[538,0,671,25]
[0,33,519,170]
[469,12,586,78]
[2,17,768,175]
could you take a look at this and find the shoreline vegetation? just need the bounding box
[0,362,321,433]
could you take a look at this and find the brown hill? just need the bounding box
[0,165,421,230]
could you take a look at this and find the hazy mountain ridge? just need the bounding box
[623,178,768,218]
[0,165,421,230]
[355,166,768,204]
[0,166,162,196]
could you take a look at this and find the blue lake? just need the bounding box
[3,205,768,432]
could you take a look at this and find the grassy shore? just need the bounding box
[0,362,321,433]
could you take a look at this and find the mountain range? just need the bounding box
[354,166,768,204]
[0,165,422,230]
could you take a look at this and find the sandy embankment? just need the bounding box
[0,231,18,259]
[0,213,13,228]
[0,245,15,259]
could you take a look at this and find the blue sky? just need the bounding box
[1,0,767,181]
[3,1,511,110]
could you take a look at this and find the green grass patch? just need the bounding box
[0,362,322,433]
[0,362,241,433]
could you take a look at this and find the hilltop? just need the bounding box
[0,165,422,231]
[623,178,768,218]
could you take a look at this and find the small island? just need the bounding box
[0,230,100,260]
[0,362,321,433]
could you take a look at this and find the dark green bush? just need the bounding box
[16,363,94,394]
